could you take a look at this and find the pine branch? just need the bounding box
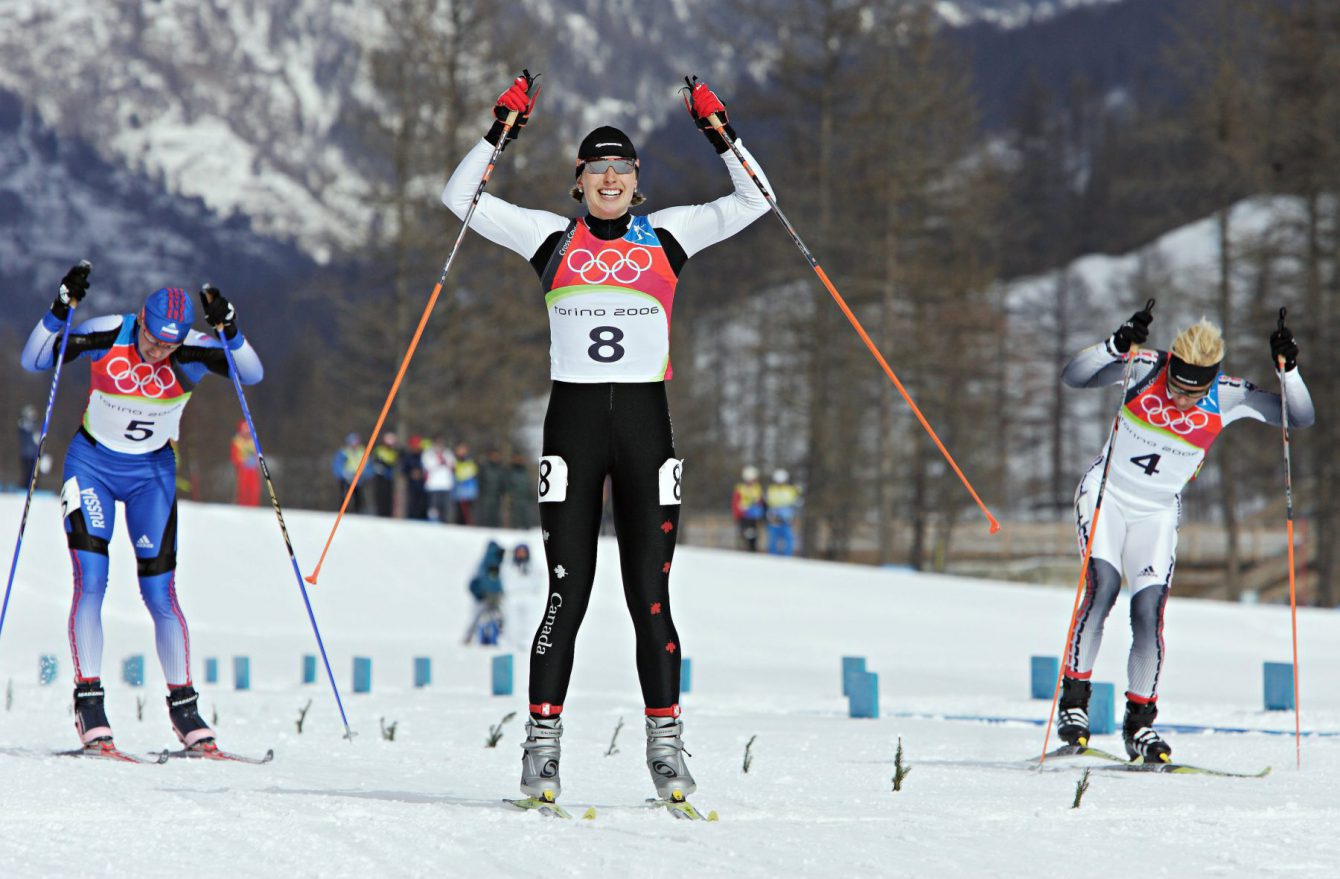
[606,717,624,757]
[1072,768,1091,809]
[891,737,912,792]
[743,735,757,774]
[486,711,517,748]
[296,698,313,734]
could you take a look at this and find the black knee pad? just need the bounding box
[137,503,178,577]
[64,510,110,556]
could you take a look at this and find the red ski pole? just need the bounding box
[305,71,540,586]
[682,76,999,534]
[1275,306,1301,768]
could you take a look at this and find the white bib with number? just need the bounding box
[84,320,192,453]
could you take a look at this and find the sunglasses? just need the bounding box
[1166,377,1211,400]
[582,158,637,175]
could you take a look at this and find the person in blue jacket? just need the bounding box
[21,264,263,755]
[465,540,507,645]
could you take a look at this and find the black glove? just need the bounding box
[485,71,537,148]
[51,260,91,321]
[687,77,737,154]
[1270,325,1299,372]
[199,284,238,340]
[1112,307,1152,354]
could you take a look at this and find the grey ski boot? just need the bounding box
[520,717,563,801]
[646,716,696,800]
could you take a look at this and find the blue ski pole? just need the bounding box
[202,285,354,739]
[1,260,90,645]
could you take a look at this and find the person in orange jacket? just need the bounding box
[230,419,260,506]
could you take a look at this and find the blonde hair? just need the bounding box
[1171,319,1225,366]
[570,184,646,206]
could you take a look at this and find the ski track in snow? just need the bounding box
[1,494,1337,877]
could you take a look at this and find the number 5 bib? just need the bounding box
[541,217,679,383]
[84,315,193,453]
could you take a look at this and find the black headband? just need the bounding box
[1168,354,1220,389]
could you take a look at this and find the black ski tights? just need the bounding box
[529,381,682,716]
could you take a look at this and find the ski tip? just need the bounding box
[707,810,720,822]
[581,807,597,820]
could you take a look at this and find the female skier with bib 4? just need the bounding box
[1057,306,1312,762]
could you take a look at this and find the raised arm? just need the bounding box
[21,262,117,371]
[1063,305,1157,389]
[440,73,566,260]
[647,79,772,258]
[441,139,567,258]
[1221,322,1314,429]
[174,286,263,385]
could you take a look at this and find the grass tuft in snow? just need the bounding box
[892,737,912,792]
[485,711,515,748]
[1072,769,1092,809]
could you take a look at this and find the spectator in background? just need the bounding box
[402,435,429,520]
[332,433,365,513]
[230,419,260,506]
[765,469,801,557]
[731,465,766,552]
[477,447,506,527]
[506,451,535,529]
[17,403,40,487]
[422,437,456,523]
[464,539,506,645]
[454,442,478,525]
[371,432,400,517]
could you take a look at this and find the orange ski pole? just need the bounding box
[305,72,540,585]
[1275,306,1302,768]
[682,76,999,533]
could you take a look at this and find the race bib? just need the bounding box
[538,456,568,503]
[658,458,683,506]
[546,287,671,382]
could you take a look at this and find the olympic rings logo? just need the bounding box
[567,246,653,285]
[105,356,175,398]
[1138,395,1209,435]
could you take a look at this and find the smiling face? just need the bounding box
[580,157,638,220]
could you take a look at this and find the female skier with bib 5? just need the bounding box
[442,73,771,805]
[1057,306,1312,762]
[21,266,263,756]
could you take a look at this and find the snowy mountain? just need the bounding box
[935,0,1125,27]
[0,493,1335,876]
[0,87,314,320]
[0,0,1139,266]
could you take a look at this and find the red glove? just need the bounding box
[486,71,537,147]
[494,75,532,121]
[690,81,727,124]
[686,77,737,154]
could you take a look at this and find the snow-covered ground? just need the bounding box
[1,494,1337,877]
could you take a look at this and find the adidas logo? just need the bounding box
[136,535,154,549]
[1139,565,1156,577]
